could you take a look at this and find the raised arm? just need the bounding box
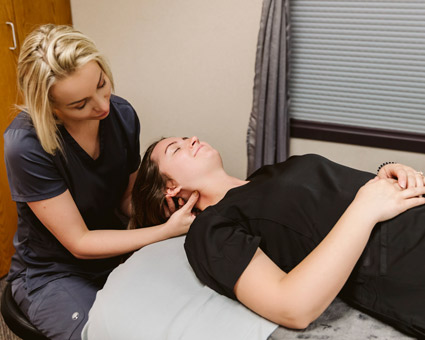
[27,188,198,259]
[234,178,425,329]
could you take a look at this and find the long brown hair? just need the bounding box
[129,138,168,229]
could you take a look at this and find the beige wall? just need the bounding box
[71,0,425,178]
[71,0,263,178]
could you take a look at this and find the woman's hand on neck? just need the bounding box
[194,174,249,211]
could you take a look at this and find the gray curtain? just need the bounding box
[246,0,290,176]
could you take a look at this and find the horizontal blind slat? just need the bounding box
[291,93,425,108]
[291,82,425,99]
[292,74,425,89]
[291,95,424,113]
[289,0,425,135]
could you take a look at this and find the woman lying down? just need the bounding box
[130,136,425,338]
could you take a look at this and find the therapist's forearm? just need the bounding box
[72,224,171,259]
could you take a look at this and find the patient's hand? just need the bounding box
[377,163,424,189]
[354,177,425,224]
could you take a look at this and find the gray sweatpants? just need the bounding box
[11,274,105,340]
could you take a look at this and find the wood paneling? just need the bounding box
[0,0,19,278]
[13,0,72,45]
[0,0,72,277]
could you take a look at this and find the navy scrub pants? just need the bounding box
[11,274,106,340]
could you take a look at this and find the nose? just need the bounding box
[93,93,109,113]
[190,136,199,148]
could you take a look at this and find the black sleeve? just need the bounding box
[184,207,261,299]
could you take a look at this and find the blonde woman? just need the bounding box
[4,25,197,340]
[132,136,425,338]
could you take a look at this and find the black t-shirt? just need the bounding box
[4,95,141,291]
[185,154,375,299]
[185,154,425,335]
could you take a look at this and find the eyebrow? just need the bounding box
[164,137,189,154]
[66,71,103,106]
[164,141,177,154]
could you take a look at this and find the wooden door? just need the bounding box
[0,0,20,278]
[13,0,72,43]
[0,0,72,277]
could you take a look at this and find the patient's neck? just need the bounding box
[196,173,248,211]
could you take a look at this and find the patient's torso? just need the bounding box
[185,154,373,299]
[185,153,425,335]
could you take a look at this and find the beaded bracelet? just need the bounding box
[377,161,396,174]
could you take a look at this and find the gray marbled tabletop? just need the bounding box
[267,298,415,340]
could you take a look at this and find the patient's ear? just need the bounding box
[165,180,182,197]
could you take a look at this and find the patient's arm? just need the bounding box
[234,205,373,329]
[234,178,425,329]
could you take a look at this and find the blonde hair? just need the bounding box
[17,24,114,155]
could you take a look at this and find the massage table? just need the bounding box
[82,236,413,340]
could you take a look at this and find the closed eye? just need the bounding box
[76,101,87,110]
[175,137,189,153]
[75,74,106,109]
[98,79,106,89]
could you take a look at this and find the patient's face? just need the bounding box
[151,136,222,190]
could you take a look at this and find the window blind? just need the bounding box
[289,0,425,135]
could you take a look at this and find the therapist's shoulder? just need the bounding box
[110,95,139,124]
[4,112,40,152]
[5,111,33,133]
[110,95,136,113]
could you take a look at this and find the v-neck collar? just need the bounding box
[60,119,105,164]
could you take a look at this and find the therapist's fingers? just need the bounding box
[163,203,171,218]
[164,195,177,217]
[178,198,185,208]
[163,205,171,218]
[181,191,199,212]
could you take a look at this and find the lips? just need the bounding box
[98,111,109,119]
[194,145,203,157]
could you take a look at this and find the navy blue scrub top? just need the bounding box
[4,95,141,292]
